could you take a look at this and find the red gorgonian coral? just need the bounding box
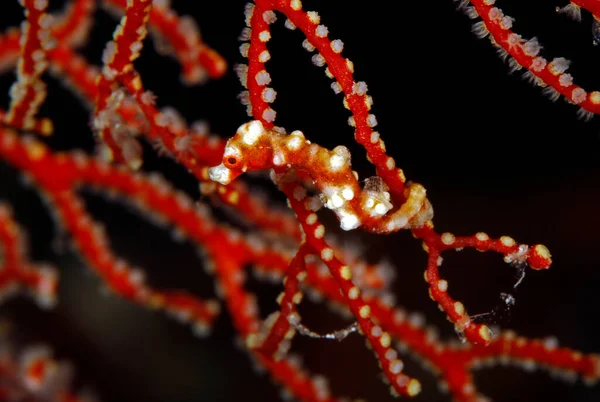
[0,0,599,401]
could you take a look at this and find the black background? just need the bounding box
[1,0,600,401]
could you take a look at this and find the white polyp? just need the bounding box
[531,57,547,72]
[244,3,255,26]
[34,0,48,11]
[409,312,425,328]
[239,27,252,41]
[550,57,570,75]
[259,50,271,63]
[307,11,320,24]
[465,6,479,19]
[234,64,248,87]
[262,108,276,122]
[285,19,296,30]
[263,10,277,24]
[370,131,380,143]
[306,196,323,211]
[500,15,514,30]
[367,114,378,127]
[293,187,307,201]
[130,41,143,54]
[386,158,395,170]
[331,39,344,53]
[543,336,559,351]
[488,7,502,21]
[507,33,522,49]
[572,88,587,104]
[315,25,328,38]
[239,43,250,57]
[556,4,581,21]
[262,87,277,103]
[390,360,404,374]
[255,70,271,85]
[302,39,315,52]
[472,21,489,38]
[102,41,118,65]
[238,91,250,105]
[371,326,383,337]
[353,81,368,96]
[259,30,271,42]
[559,73,573,87]
[522,37,541,57]
[331,82,342,94]
[312,54,325,67]
[441,232,455,245]
[320,248,333,261]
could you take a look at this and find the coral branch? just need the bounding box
[0,1,595,401]
[2,0,55,135]
[0,203,57,308]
